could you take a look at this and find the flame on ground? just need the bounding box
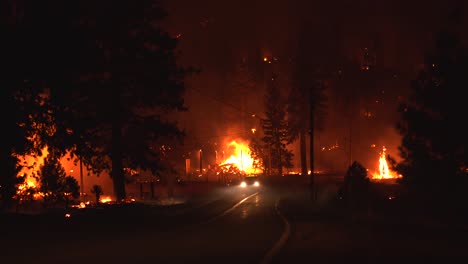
[371,146,402,181]
[100,195,113,203]
[220,140,258,174]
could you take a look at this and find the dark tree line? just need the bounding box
[1,0,192,208]
[392,27,468,207]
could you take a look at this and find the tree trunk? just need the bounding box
[278,142,282,176]
[140,183,144,199]
[167,174,175,198]
[111,92,126,202]
[0,153,19,210]
[309,89,315,201]
[300,129,307,176]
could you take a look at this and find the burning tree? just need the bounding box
[1,28,51,208]
[14,1,194,202]
[371,146,402,181]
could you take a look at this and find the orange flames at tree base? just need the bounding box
[371,146,402,181]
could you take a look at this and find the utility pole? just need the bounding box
[199,149,205,181]
[309,85,316,201]
[268,144,272,176]
[346,92,353,168]
[348,122,352,166]
[79,158,84,201]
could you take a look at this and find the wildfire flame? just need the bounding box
[372,146,402,180]
[220,140,257,174]
[16,176,43,200]
[100,195,113,203]
[17,179,37,191]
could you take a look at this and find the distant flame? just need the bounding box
[372,146,402,180]
[16,177,42,200]
[100,195,113,203]
[17,179,37,191]
[220,140,257,174]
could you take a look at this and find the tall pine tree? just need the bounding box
[0,0,55,209]
[395,29,468,204]
[260,73,293,176]
[17,1,194,201]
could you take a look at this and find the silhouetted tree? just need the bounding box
[249,128,267,175]
[15,1,194,202]
[393,29,468,205]
[90,184,103,205]
[14,174,38,211]
[0,4,52,208]
[38,152,70,207]
[340,161,370,210]
[60,176,80,209]
[260,73,293,176]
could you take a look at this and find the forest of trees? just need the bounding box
[1,0,193,208]
[392,27,468,208]
[2,0,468,212]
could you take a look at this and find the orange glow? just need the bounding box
[100,195,113,203]
[220,140,257,174]
[15,146,113,202]
[16,147,49,196]
[371,146,402,180]
[17,179,37,191]
[16,178,42,200]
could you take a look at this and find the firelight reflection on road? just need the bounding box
[6,185,286,264]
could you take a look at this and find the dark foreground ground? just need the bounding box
[2,175,468,263]
[272,175,468,263]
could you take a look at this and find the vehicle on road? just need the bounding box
[239,176,260,188]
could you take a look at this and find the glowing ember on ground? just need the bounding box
[371,146,402,180]
[99,196,113,203]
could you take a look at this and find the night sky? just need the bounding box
[161,0,468,172]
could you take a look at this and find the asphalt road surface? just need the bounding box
[1,184,288,264]
[4,174,468,264]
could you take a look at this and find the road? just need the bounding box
[1,184,289,264]
[4,174,468,263]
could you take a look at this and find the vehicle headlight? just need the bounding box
[240,181,247,188]
[253,181,260,187]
